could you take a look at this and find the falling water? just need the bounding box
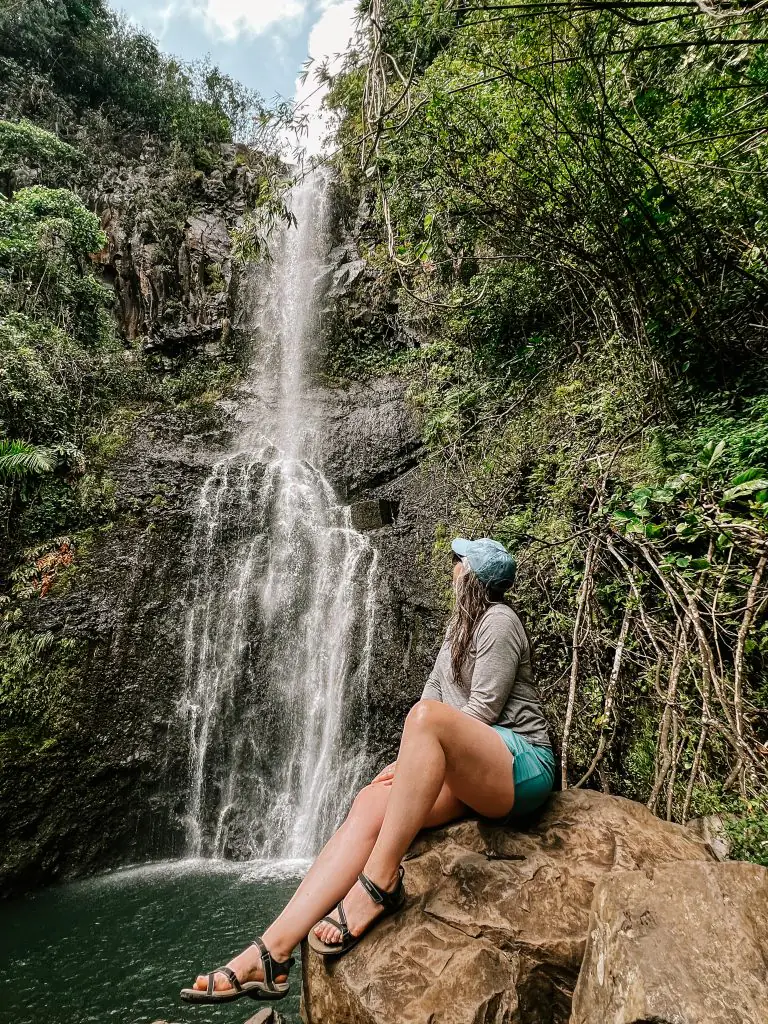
[179,172,377,862]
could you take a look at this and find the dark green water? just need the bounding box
[0,859,308,1024]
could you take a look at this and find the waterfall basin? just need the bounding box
[0,859,308,1024]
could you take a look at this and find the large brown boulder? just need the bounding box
[300,790,712,1024]
[571,861,768,1024]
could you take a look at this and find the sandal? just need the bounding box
[308,866,406,958]
[179,936,294,1004]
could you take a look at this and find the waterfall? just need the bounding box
[179,172,377,862]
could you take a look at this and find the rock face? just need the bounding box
[571,861,768,1024]
[1,406,221,894]
[0,162,451,894]
[91,142,263,363]
[301,790,713,1024]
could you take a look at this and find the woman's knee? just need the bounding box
[406,698,443,732]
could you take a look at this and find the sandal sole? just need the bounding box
[180,983,290,1004]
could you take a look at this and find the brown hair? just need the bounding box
[447,561,532,685]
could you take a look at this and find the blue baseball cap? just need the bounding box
[451,537,517,590]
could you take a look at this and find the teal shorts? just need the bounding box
[492,725,556,818]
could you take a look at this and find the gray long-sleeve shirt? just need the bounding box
[420,603,551,748]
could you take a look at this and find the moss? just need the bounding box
[0,626,84,739]
[203,260,226,294]
[85,430,127,465]
[164,361,241,405]
[0,727,58,769]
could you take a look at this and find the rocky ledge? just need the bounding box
[301,789,768,1024]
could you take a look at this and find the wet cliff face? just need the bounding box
[0,163,447,896]
[5,408,217,893]
[90,142,265,364]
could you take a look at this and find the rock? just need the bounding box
[91,141,265,361]
[242,1009,286,1024]
[685,813,732,861]
[329,257,367,295]
[301,790,713,1024]
[571,860,768,1024]
[349,498,400,532]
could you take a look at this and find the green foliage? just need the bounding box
[324,0,768,841]
[691,785,768,865]
[0,4,269,563]
[0,188,111,347]
[9,186,105,257]
[329,1,768,378]
[230,175,296,263]
[0,3,261,151]
[0,119,80,180]
[0,315,119,448]
[726,805,768,866]
[159,361,241,405]
[0,440,55,480]
[0,622,82,740]
[0,142,120,547]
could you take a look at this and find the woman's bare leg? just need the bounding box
[192,775,465,991]
[314,700,514,945]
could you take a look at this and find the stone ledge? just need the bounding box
[301,789,713,1024]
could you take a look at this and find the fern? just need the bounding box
[0,439,56,479]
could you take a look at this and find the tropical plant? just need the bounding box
[0,119,80,190]
[319,0,768,847]
[0,439,55,479]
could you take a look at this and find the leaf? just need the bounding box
[688,558,711,571]
[0,439,56,479]
[666,472,696,491]
[730,468,766,485]
[699,439,726,471]
[722,479,768,502]
[650,487,675,504]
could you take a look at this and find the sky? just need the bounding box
[116,0,359,151]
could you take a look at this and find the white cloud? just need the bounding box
[152,0,307,42]
[202,0,306,39]
[292,0,358,154]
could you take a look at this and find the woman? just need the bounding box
[181,536,555,1004]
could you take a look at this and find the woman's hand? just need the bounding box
[371,761,397,786]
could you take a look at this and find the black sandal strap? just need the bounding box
[317,901,351,940]
[251,935,294,992]
[206,966,242,995]
[357,866,405,910]
[336,900,350,939]
[217,966,242,992]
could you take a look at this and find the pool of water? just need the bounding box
[0,859,310,1024]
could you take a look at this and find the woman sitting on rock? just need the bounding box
[181,536,555,1005]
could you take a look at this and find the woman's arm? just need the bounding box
[462,610,525,724]
[420,674,442,702]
